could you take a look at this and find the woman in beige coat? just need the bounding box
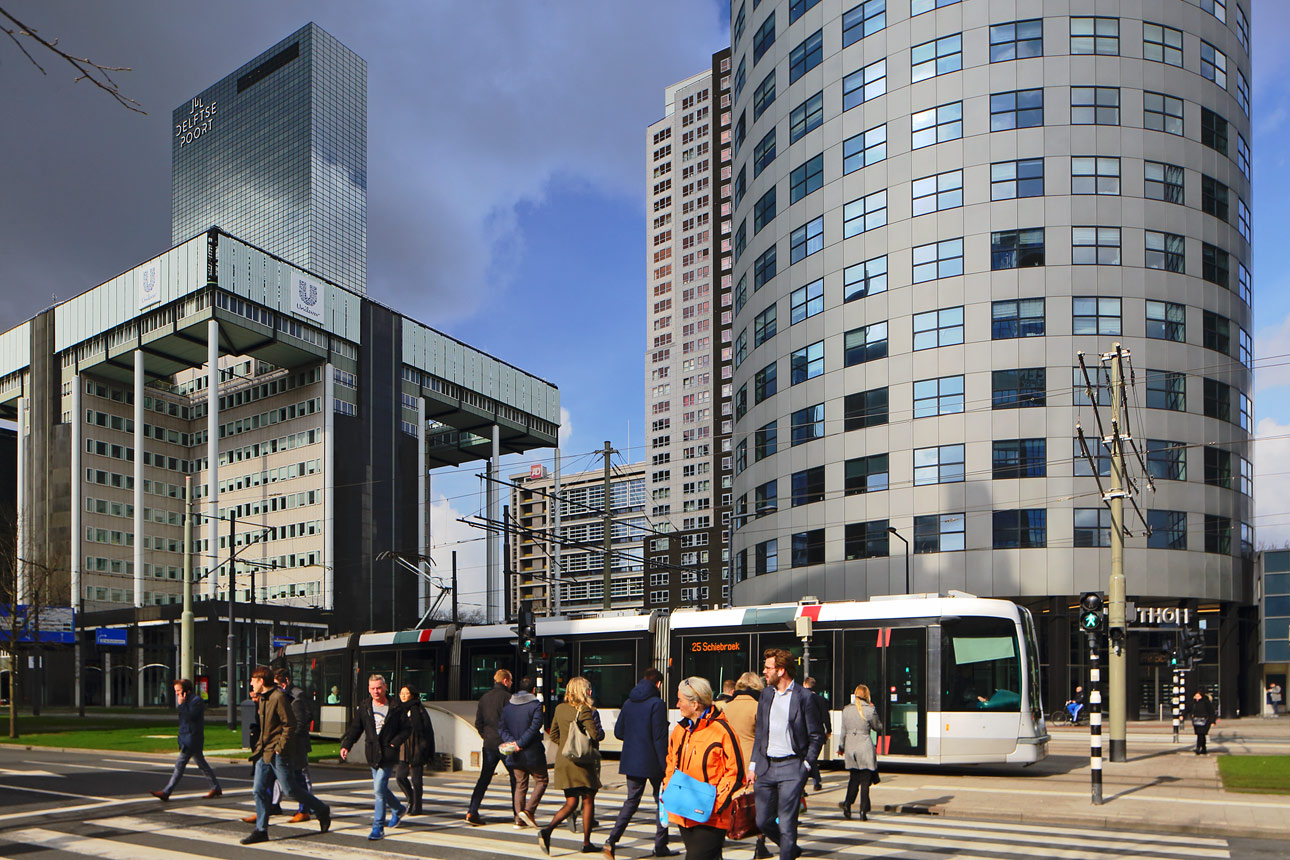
[720,671,763,774]
[539,676,604,854]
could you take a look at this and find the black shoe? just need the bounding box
[813,783,823,793]
[651,851,680,858]
[240,830,268,845]
[538,828,553,856]
[581,844,600,854]
[839,802,851,820]
[791,847,802,860]
[465,812,487,826]
[859,811,868,822]
[269,804,284,816]
[150,790,169,802]
[318,809,331,834]
[754,837,773,859]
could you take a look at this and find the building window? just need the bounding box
[912,169,963,215]
[1200,41,1227,88]
[790,154,824,203]
[1071,157,1119,195]
[1200,0,1227,24]
[993,438,1047,479]
[789,0,821,23]
[790,403,825,445]
[753,481,778,520]
[753,188,776,233]
[914,444,965,485]
[1145,300,1186,342]
[1072,226,1121,265]
[790,216,824,263]
[844,323,888,365]
[991,158,1044,199]
[914,513,966,553]
[1143,22,1183,66]
[842,0,886,48]
[989,19,1043,62]
[1203,378,1231,422]
[733,220,746,263]
[791,467,825,506]
[733,56,747,105]
[789,29,823,83]
[1070,17,1118,55]
[791,529,826,566]
[1204,515,1231,555]
[1144,92,1183,135]
[1236,68,1249,116]
[752,71,776,120]
[734,2,746,46]
[1202,175,1229,223]
[991,228,1045,269]
[843,190,888,236]
[912,307,964,350]
[844,520,889,559]
[1201,108,1228,155]
[844,255,887,301]
[1146,370,1186,411]
[752,12,776,65]
[913,238,964,282]
[1147,510,1187,550]
[1238,260,1251,304]
[1237,133,1250,180]
[990,88,1043,130]
[1072,297,1121,335]
[1071,86,1119,125]
[753,362,777,403]
[992,298,1045,339]
[844,387,888,430]
[1202,243,1229,288]
[1074,508,1112,547]
[1234,3,1248,51]
[911,33,962,82]
[843,124,887,173]
[914,375,964,418]
[1204,447,1234,490]
[1146,439,1186,481]
[1238,197,1251,243]
[734,329,748,368]
[754,538,778,574]
[790,341,824,384]
[789,91,824,142]
[754,245,777,290]
[1074,436,1111,476]
[733,165,747,209]
[753,304,777,346]
[735,439,747,473]
[1202,310,1233,357]
[1144,161,1184,204]
[993,509,1047,548]
[992,368,1046,409]
[754,421,777,461]
[911,0,959,14]
[912,101,963,149]
[1145,232,1185,273]
[753,130,776,177]
[790,280,824,324]
[843,59,886,110]
[845,453,889,494]
[735,383,748,421]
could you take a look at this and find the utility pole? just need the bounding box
[226,512,236,730]
[552,448,562,616]
[601,440,616,611]
[451,550,459,625]
[181,476,194,683]
[1107,344,1128,762]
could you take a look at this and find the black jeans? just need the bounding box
[396,762,423,811]
[1194,725,1210,752]
[606,774,668,852]
[468,746,517,816]
[680,823,726,860]
[842,768,873,812]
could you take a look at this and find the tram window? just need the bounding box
[681,635,752,693]
[942,618,1021,711]
[580,639,637,709]
[760,634,832,704]
[468,650,513,701]
[320,655,343,705]
[361,650,397,692]
[401,653,439,700]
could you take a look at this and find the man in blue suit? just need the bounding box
[152,678,222,800]
[750,648,824,860]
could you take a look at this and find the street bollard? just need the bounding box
[1089,633,1103,806]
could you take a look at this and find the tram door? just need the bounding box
[841,627,926,756]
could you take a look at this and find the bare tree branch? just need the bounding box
[0,6,145,114]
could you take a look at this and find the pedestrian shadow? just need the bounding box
[1126,746,1192,763]
[1104,774,1179,802]
[880,794,955,814]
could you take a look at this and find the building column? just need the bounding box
[486,424,500,623]
[206,320,220,599]
[322,363,335,611]
[134,350,145,708]
[416,395,427,619]
[70,377,82,710]
[15,396,26,601]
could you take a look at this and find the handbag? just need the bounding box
[727,790,759,839]
[661,769,717,823]
[1191,716,1208,729]
[562,708,600,765]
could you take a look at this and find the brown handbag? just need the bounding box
[727,790,760,840]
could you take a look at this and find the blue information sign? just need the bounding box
[95,628,129,647]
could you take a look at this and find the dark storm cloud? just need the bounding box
[0,1,727,329]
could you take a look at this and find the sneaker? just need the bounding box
[368,824,385,841]
[150,790,169,802]
[388,808,405,829]
[240,830,268,845]
[538,827,553,856]
[204,788,222,799]
[465,812,486,827]
[522,809,540,829]
[289,812,311,824]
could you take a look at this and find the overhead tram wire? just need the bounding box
[477,473,676,541]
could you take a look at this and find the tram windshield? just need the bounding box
[942,617,1022,712]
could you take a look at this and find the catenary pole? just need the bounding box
[601,441,615,611]
[1108,344,1128,761]
[181,476,194,683]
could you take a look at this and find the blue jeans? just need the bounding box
[754,758,809,860]
[370,763,405,826]
[253,756,329,832]
[162,748,220,795]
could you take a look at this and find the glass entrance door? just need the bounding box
[841,627,926,756]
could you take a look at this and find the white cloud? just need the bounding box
[427,491,490,622]
[1256,417,1290,549]
[559,406,574,447]
[1255,309,1290,395]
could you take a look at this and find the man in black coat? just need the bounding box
[801,677,831,793]
[340,674,412,841]
[604,667,676,860]
[751,649,824,860]
[465,668,515,826]
[273,667,315,823]
[152,678,221,800]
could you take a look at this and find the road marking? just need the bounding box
[920,782,1290,808]
[0,827,193,860]
[0,766,65,777]
[94,816,423,860]
[0,783,111,801]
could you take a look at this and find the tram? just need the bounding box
[283,593,1048,765]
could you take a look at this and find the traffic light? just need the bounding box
[1079,592,1105,633]
[1182,628,1204,669]
[1165,641,1178,668]
[518,605,536,658]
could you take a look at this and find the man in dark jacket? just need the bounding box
[801,677,831,792]
[465,668,515,826]
[341,673,412,841]
[603,667,675,860]
[242,666,331,845]
[499,676,547,827]
[274,667,315,823]
[151,678,221,800]
[751,649,824,860]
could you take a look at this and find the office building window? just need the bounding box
[1201,108,1228,155]
[753,188,776,233]
[790,341,824,384]
[735,383,748,421]
[789,91,824,142]
[845,520,889,560]
[790,216,824,263]
[1145,301,1186,342]
[1204,447,1234,490]
[754,362,777,403]
[914,375,965,417]
[733,164,747,209]
[1238,197,1251,243]
[791,467,825,507]
[1202,243,1229,288]
[1070,17,1118,55]
[790,403,825,445]
[733,220,746,263]
[1146,439,1186,481]
[992,298,1045,339]
[1200,41,1227,88]
[1143,22,1183,66]
[789,29,823,83]
[1071,86,1119,125]
[1237,133,1250,180]
[844,323,888,366]
[790,154,824,203]
[754,479,778,516]
[1202,310,1232,357]
[1072,297,1121,335]
[844,255,887,301]
[1073,366,1111,407]
[843,124,887,173]
[1145,232,1185,273]
[755,538,778,574]
[1146,370,1186,411]
[911,0,959,14]
[1074,508,1112,547]
[843,190,887,237]
[845,453,888,494]
[1144,92,1184,135]
[1074,436,1111,476]
[734,329,748,368]
[789,0,821,23]
[913,307,964,350]
[754,245,777,291]
[791,529,826,567]
[1204,515,1231,555]
[990,19,1043,62]
[1202,175,1229,222]
[733,56,747,105]
[1144,161,1184,203]
[753,130,776,177]
[1236,68,1249,116]
[752,71,776,120]
[753,304,776,346]
[991,88,1043,130]
[913,238,964,281]
[911,33,962,82]
[790,279,824,324]
[1072,226,1121,265]
[912,169,963,214]
[914,444,965,485]
[842,0,886,48]
[843,59,887,110]
[1147,510,1187,550]
[991,228,1045,269]
[991,158,1044,199]
[912,101,963,148]
[734,2,746,46]
[914,513,965,553]
[993,438,1047,479]
[754,421,777,462]
[1203,378,1231,422]
[1238,260,1251,305]
[844,387,888,430]
[752,12,776,64]
[1071,156,1119,195]
[992,368,1046,409]
[993,509,1047,548]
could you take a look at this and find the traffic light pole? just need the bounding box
[1107,345,1128,763]
[1089,631,1103,806]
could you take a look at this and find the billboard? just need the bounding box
[0,606,76,645]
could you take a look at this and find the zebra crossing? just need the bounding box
[0,775,1233,859]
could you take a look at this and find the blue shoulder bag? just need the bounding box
[661,769,717,823]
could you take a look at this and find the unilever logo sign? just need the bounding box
[138,263,161,309]
[292,276,324,322]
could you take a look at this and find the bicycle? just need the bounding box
[1049,702,1087,726]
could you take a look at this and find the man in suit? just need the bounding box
[750,648,824,860]
[151,678,221,801]
[801,677,831,792]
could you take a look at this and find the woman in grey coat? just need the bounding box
[837,683,883,821]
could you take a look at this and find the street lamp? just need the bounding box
[887,527,910,594]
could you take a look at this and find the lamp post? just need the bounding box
[887,527,910,594]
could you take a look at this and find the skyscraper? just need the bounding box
[171,23,367,293]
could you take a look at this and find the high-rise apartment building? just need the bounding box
[724,0,1254,714]
[644,49,736,611]
[171,23,367,293]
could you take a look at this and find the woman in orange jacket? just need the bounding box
[663,677,744,860]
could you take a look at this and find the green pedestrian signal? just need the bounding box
[1079,609,1104,631]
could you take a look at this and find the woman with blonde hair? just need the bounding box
[662,677,742,860]
[720,671,763,774]
[539,676,604,854]
[837,683,883,821]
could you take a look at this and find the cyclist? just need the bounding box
[1064,686,1086,723]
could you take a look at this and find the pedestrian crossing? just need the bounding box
[0,775,1232,859]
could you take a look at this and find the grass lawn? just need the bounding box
[1217,755,1290,795]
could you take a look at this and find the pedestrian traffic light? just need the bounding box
[518,605,536,657]
[1079,592,1105,632]
[1182,628,1204,668]
[1165,642,1178,668]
